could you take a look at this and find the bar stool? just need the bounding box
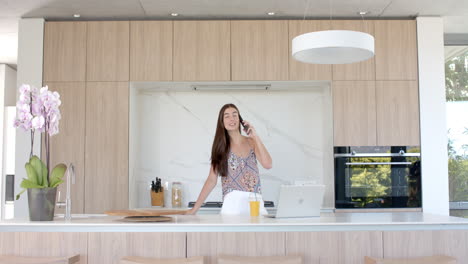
[364,255,457,264]
[120,256,205,264]
[0,254,80,264]
[217,255,303,264]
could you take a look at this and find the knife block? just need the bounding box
[150,190,164,207]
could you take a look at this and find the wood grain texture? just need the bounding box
[286,231,383,264]
[105,209,188,216]
[331,20,375,80]
[10,233,87,264]
[130,21,173,81]
[0,254,80,264]
[376,81,420,146]
[174,21,230,81]
[120,256,204,264]
[383,231,434,258]
[87,21,129,81]
[42,82,86,214]
[289,20,332,80]
[383,230,468,262]
[88,233,186,264]
[85,82,129,213]
[375,20,418,80]
[43,22,87,82]
[231,20,288,81]
[187,232,285,264]
[332,81,377,146]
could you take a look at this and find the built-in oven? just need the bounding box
[335,146,421,209]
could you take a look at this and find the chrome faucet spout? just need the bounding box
[57,163,75,221]
[65,163,75,220]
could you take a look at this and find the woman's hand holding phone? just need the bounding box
[241,119,257,139]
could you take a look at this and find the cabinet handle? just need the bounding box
[345,162,413,166]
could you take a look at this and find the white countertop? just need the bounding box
[1,212,468,232]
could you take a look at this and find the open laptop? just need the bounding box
[264,184,325,218]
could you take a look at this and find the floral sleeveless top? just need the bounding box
[221,149,262,199]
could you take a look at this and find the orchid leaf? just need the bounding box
[20,178,45,189]
[25,163,38,185]
[42,164,48,187]
[50,164,67,188]
[29,155,45,186]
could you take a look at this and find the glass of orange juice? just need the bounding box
[249,192,261,217]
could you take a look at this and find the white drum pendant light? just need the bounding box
[292,30,375,64]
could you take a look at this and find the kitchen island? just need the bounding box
[0,212,467,264]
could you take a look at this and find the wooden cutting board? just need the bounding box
[104,209,188,217]
[119,216,173,222]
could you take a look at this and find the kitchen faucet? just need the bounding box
[56,163,75,220]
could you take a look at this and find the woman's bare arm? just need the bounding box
[185,165,218,215]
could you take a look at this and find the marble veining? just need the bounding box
[129,86,333,209]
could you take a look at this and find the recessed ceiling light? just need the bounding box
[267,12,275,16]
[358,11,370,16]
[171,13,179,17]
[73,14,80,18]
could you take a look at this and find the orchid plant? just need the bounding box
[14,84,67,200]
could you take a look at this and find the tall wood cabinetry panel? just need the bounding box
[333,81,377,146]
[85,82,128,213]
[87,21,129,81]
[376,81,420,146]
[289,20,332,80]
[332,20,375,80]
[130,21,173,81]
[42,82,86,214]
[174,21,231,81]
[231,20,288,80]
[43,22,87,82]
[375,20,418,80]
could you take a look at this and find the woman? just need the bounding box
[186,103,272,215]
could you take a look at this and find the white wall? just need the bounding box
[14,18,44,218]
[417,17,450,215]
[129,85,334,209]
[0,64,17,219]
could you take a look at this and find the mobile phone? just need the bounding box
[239,115,250,134]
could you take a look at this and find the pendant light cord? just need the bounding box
[302,0,311,21]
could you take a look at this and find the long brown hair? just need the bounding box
[211,104,242,177]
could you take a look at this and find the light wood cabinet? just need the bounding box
[375,20,418,80]
[187,233,285,264]
[289,20,332,80]
[286,231,383,264]
[88,233,185,263]
[43,22,87,82]
[174,21,231,81]
[332,20,375,80]
[333,81,377,146]
[231,20,288,80]
[376,81,420,146]
[0,233,87,264]
[130,21,173,81]
[85,82,129,213]
[87,21,129,81]
[43,82,86,214]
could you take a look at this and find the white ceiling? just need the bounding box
[1,0,468,68]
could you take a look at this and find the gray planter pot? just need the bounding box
[27,187,57,221]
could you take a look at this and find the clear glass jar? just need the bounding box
[171,182,182,208]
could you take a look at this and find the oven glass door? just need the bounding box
[336,156,421,208]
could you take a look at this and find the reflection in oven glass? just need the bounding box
[335,146,421,209]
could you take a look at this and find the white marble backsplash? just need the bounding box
[129,85,334,209]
